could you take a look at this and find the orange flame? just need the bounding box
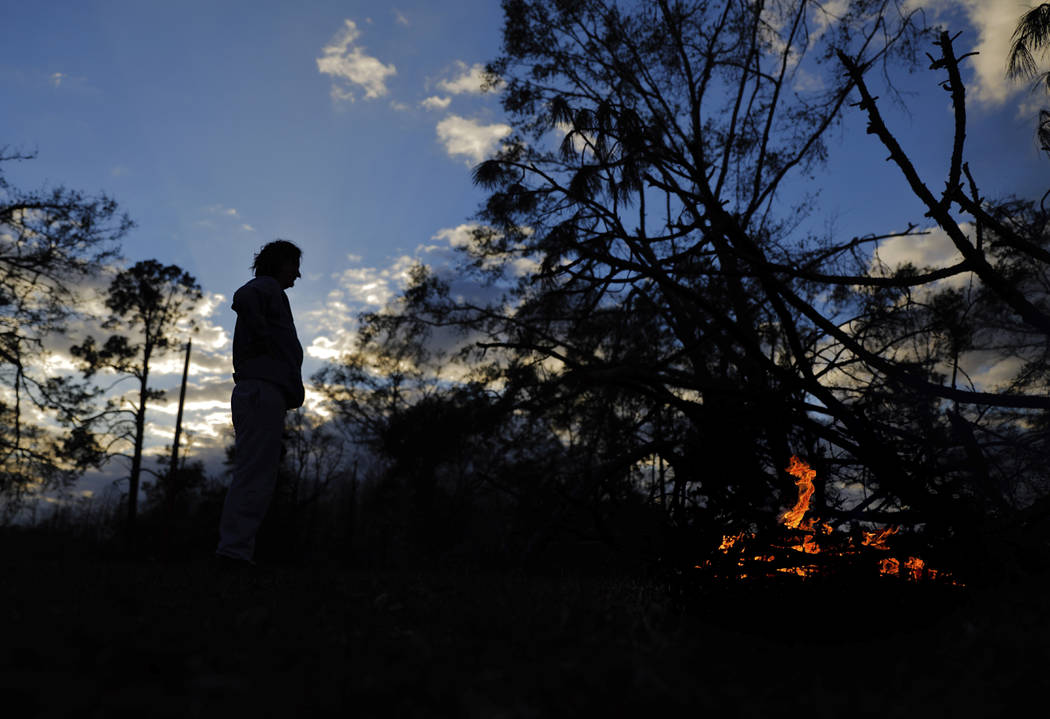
[699,456,959,585]
[904,557,926,581]
[719,532,746,551]
[862,526,898,550]
[782,455,817,529]
[880,557,899,576]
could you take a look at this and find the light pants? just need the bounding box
[217,379,285,561]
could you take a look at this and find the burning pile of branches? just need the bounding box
[698,457,960,585]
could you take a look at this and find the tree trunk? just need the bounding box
[168,340,191,491]
[127,359,150,533]
[161,341,192,558]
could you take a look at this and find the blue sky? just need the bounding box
[1,0,1048,502]
[1,1,506,288]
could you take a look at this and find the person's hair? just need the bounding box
[252,239,302,277]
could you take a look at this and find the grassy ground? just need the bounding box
[1,530,1047,718]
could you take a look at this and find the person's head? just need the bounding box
[252,239,302,289]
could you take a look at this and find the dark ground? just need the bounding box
[1,530,1047,718]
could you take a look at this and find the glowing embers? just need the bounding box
[700,456,958,584]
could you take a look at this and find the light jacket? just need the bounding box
[231,275,305,410]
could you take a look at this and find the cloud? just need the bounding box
[873,225,966,270]
[435,115,512,164]
[301,254,418,360]
[554,121,593,156]
[421,95,452,111]
[332,255,416,309]
[51,283,231,382]
[390,100,409,112]
[316,19,397,103]
[432,224,477,250]
[758,0,851,81]
[437,61,500,95]
[850,222,1047,395]
[8,278,239,499]
[196,204,255,235]
[910,0,1032,106]
[49,72,65,87]
[394,10,409,26]
[870,224,974,293]
[153,382,234,416]
[758,1,1031,107]
[306,335,343,361]
[203,204,238,217]
[298,244,506,374]
[432,223,540,277]
[302,236,533,394]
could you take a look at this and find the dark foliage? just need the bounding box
[312,1,1050,580]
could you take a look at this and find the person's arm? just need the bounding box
[232,283,275,359]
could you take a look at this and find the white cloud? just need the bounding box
[197,204,256,235]
[432,223,540,277]
[49,72,64,87]
[873,225,966,270]
[333,255,415,307]
[204,204,238,217]
[330,86,356,103]
[758,1,1032,106]
[306,335,343,361]
[952,0,1022,106]
[153,391,232,417]
[437,61,499,94]
[394,10,409,26]
[759,0,850,80]
[870,224,974,293]
[302,255,417,360]
[316,19,397,103]
[56,282,231,380]
[436,115,512,164]
[432,224,477,249]
[554,121,593,156]
[850,222,1046,395]
[192,292,232,352]
[421,95,452,111]
[10,279,239,496]
[302,241,526,390]
[910,0,1033,106]
[390,100,409,112]
[959,352,1025,389]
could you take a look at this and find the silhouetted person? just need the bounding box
[216,240,304,566]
